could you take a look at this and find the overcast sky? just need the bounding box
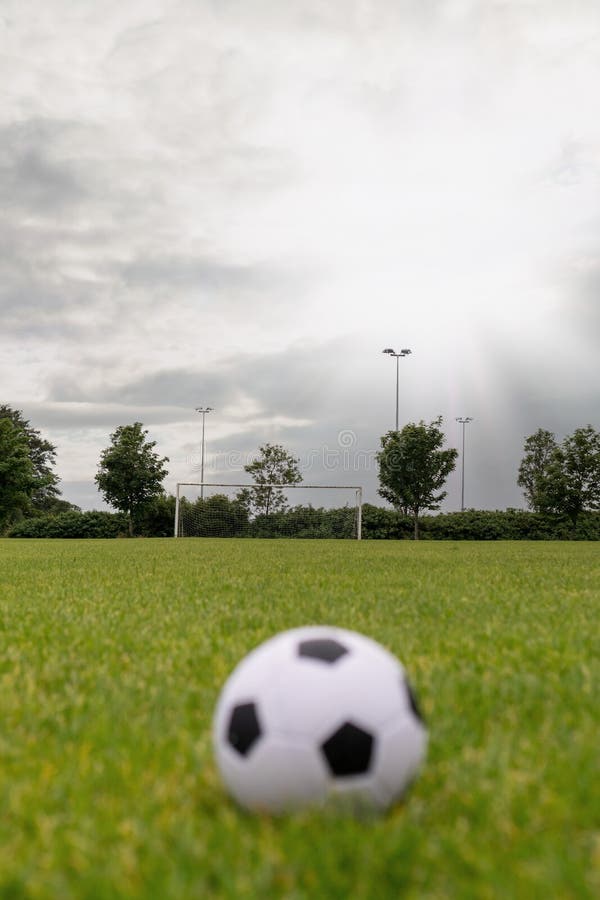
[2,0,599,513]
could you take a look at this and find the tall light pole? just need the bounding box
[455,417,473,512]
[195,406,213,498]
[382,348,412,431]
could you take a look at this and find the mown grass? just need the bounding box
[0,538,598,899]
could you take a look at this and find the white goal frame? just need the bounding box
[174,483,363,539]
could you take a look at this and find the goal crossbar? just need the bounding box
[174,483,363,539]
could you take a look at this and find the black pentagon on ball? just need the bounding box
[321,721,374,776]
[298,638,349,664]
[226,702,262,756]
[404,677,425,724]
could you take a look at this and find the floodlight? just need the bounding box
[455,417,474,511]
[195,406,214,498]
[382,346,413,430]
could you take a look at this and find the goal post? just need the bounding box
[174,483,363,539]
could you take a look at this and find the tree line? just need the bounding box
[1,404,599,538]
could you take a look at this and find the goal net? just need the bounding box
[175,483,363,539]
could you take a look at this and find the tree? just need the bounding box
[95,423,169,536]
[0,417,36,530]
[377,418,458,540]
[0,405,60,509]
[517,428,558,512]
[519,425,600,533]
[557,426,600,529]
[237,443,302,517]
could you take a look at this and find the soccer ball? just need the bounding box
[213,626,427,814]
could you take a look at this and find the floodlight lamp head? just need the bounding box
[382,348,395,355]
[400,348,412,356]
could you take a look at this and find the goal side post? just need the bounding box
[174,482,181,538]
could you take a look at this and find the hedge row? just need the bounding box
[7,497,177,539]
[361,506,600,541]
[7,504,600,540]
[8,510,128,539]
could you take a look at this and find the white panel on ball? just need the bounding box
[374,718,428,802]
[218,737,328,814]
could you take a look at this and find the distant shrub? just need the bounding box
[359,506,599,541]
[179,494,250,537]
[8,510,127,538]
[423,510,516,541]
[249,505,356,539]
[419,509,600,541]
[360,505,413,540]
[179,500,357,539]
[7,503,598,540]
[135,495,177,537]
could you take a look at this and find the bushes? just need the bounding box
[8,510,127,538]
[250,505,356,539]
[424,509,600,541]
[360,504,413,540]
[178,494,250,537]
[7,503,600,540]
[135,495,176,537]
[8,496,172,539]
[359,508,600,541]
[179,501,356,539]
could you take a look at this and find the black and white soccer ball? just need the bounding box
[213,626,427,814]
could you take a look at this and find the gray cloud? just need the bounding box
[47,340,344,415]
[0,119,89,210]
[20,402,186,430]
[114,253,315,300]
[0,73,305,338]
[49,368,229,408]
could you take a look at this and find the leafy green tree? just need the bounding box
[377,417,458,540]
[237,443,302,517]
[0,405,60,508]
[518,425,600,532]
[95,423,169,536]
[0,417,36,530]
[517,428,558,512]
[545,426,600,532]
[34,497,81,515]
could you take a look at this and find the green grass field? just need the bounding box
[0,538,598,899]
